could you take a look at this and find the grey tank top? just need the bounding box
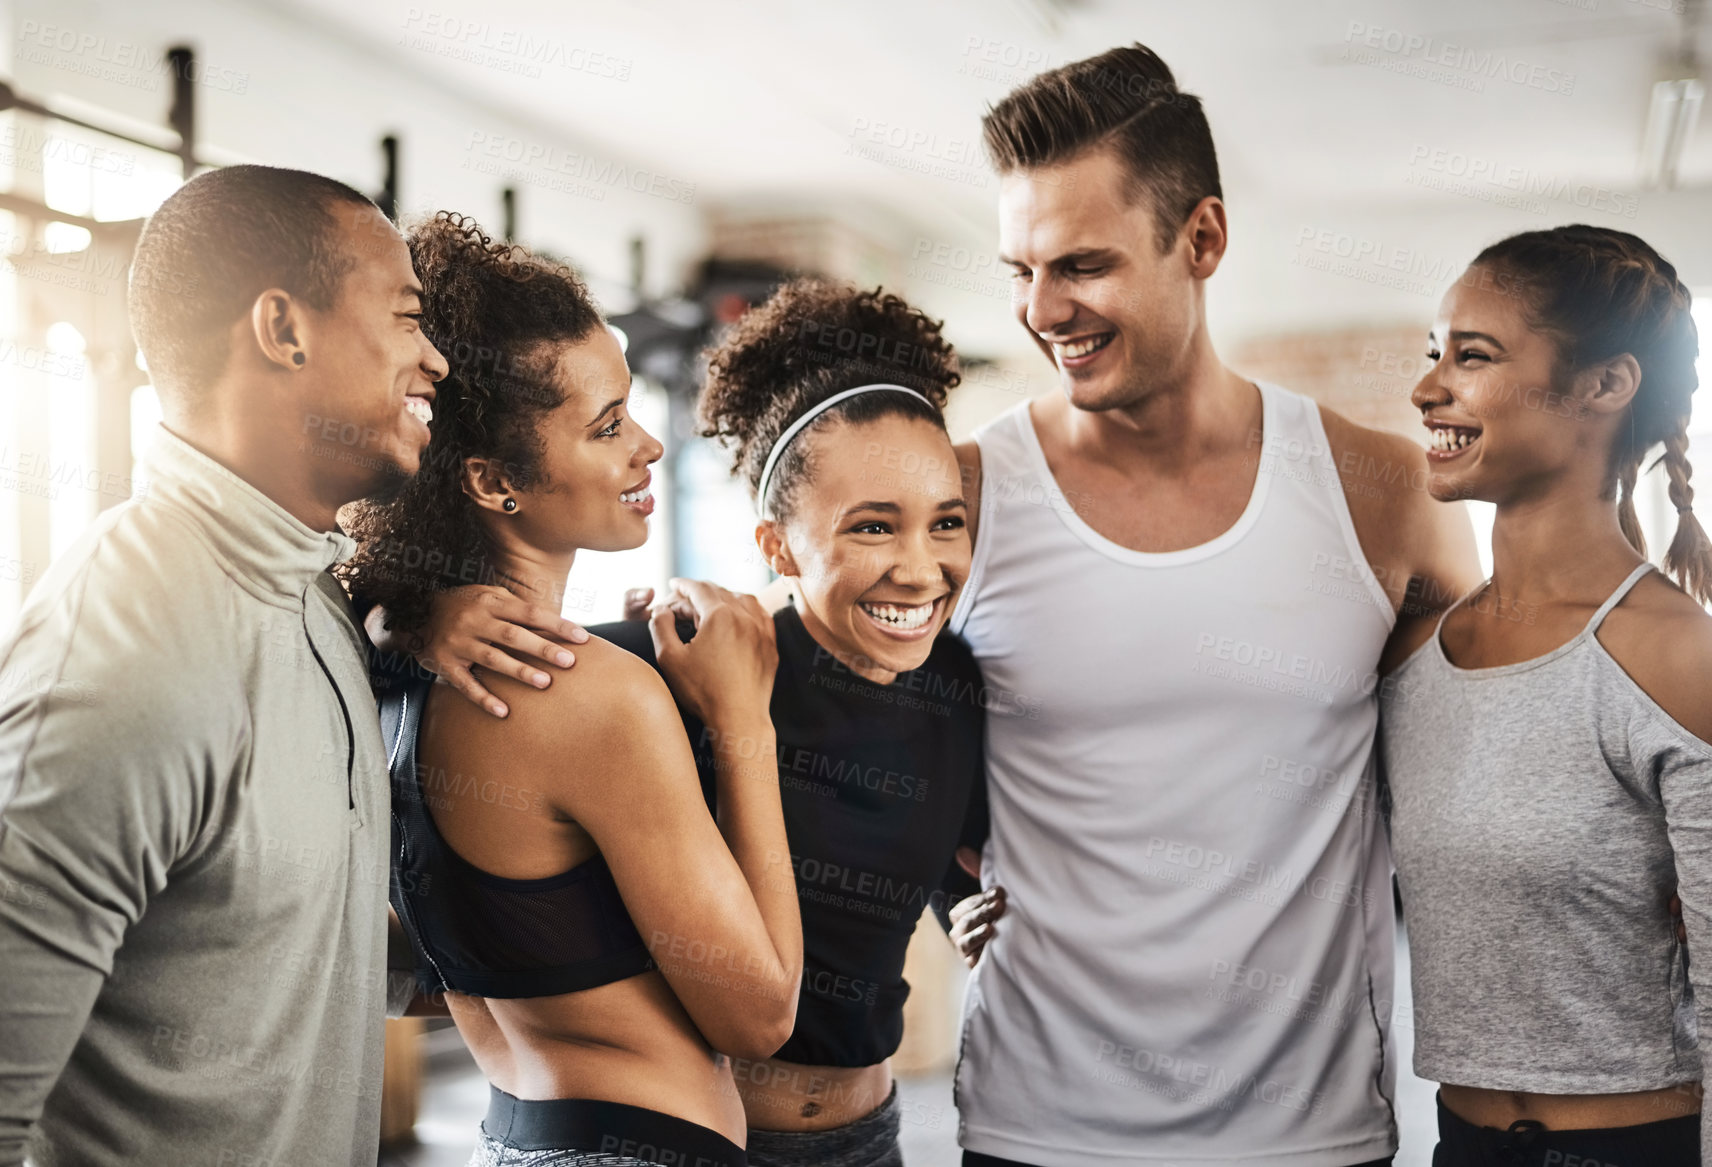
[1382,563,1712,1126]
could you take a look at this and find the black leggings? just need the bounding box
[965,1149,1390,1156]
[478,1086,747,1166]
[1432,1093,1699,1167]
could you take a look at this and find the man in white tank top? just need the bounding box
[944,45,1482,1167]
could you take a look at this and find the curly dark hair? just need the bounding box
[335,211,604,634]
[698,280,962,521]
[1473,225,1709,605]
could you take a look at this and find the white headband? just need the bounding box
[755,383,933,519]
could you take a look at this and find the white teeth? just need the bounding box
[1431,427,1478,452]
[1055,334,1112,360]
[860,601,935,631]
[620,487,651,504]
[404,397,433,425]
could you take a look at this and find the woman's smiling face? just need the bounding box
[503,328,664,554]
[761,412,970,683]
[1411,267,1613,507]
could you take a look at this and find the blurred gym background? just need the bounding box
[4,1,1712,1162]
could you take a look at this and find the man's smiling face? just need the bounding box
[999,145,1204,413]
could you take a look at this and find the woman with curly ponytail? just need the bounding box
[345,213,804,1167]
[1379,225,1712,1165]
[403,278,992,1167]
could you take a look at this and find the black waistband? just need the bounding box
[483,1086,747,1166]
[1434,1092,1698,1165]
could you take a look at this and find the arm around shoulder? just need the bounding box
[1319,407,1483,670]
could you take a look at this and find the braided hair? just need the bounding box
[1473,225,1708,604]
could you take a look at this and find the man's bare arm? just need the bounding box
[1318,406,1483,673]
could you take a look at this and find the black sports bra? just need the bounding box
[380,676,654,999]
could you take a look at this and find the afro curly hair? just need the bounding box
[697,279,961,521]
[336,211,604,636]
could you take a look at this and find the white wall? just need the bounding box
[11,0,707,301]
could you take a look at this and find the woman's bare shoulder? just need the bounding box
[494,632,676,736]
[1598,572,1712,745]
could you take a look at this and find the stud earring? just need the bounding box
[292,353,305,366]
[502,498,517,512]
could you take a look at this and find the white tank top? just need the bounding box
[949,383,1399,1167]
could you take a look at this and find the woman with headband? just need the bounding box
[1380,226,1712,1165]
[373,280,991,1167]
[342,214,802,1167]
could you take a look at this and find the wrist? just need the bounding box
[703,715,775,761]
[700,695,773,734]
[701,708,777,773]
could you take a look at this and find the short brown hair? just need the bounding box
[982,43,1221,252]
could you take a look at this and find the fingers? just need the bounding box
[667,577,733,618]
[956,887,1007,930]
[476,644,553,689]
[502,592,590,643]
[947,892,981,926]
[623,587,655,622]
[652,590,697,626]
[488,621,574,672]
[956,922,996,968]
[647,602,686,661]
[444,666,508,719]
[955,845,981,880]
[489,595,586,658]
[948,890,1001,968]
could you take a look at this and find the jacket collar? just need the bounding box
[137,424,357,606]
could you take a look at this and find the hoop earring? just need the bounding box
[502,498,517,513]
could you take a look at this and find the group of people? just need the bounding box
[1,37,1710,1167]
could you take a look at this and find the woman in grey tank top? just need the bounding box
[1380,226,1712,1165]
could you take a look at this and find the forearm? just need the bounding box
[704,716,802,995]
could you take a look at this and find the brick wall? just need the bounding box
[1230,325,1429,443]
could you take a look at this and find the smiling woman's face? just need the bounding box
[765,412,971,681]
[508,327,664,555]
[1411,267,1616,506]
